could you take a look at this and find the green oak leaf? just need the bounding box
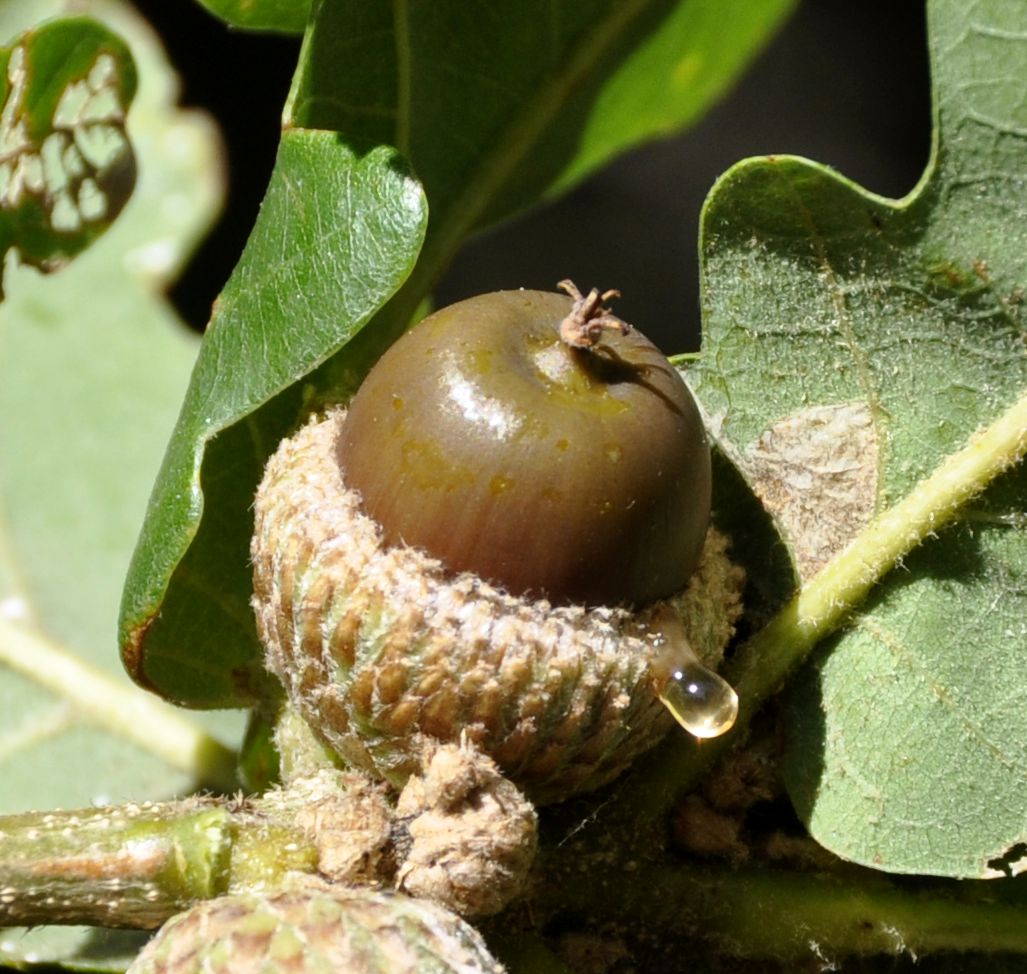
[0,15,136,281]
[118,136,428,707]
[118,0,792,708]
[0,0,238,967]
[691,0,1027,878]
[288,0,796,291]
[192,0,309,34]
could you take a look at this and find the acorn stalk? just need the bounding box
[0,774,380,929]
[0,752,535,929]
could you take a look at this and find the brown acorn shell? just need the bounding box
[252,410,743,805]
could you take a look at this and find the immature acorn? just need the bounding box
[252,283,744,804]
[126,888,505,974]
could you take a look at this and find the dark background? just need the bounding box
[133,0,931,352]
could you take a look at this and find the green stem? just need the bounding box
[730,386,1027,710]
[0,796,319,929]
[619,388,1027,823]
[542,860,1027,960]
[0,615,238,792]
[0,801,233,929]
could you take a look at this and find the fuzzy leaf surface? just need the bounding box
[0,1,234,967]
[691,0,1027,878]
[0,15,136,279]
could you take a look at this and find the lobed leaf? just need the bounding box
[0,16,136,281]
[691,0,1027,878]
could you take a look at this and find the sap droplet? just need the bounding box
[657,660,738,739]
[646,604,738,740]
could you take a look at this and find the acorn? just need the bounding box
[338,282,710,607]
[126,887,505,974]
[252,283,744,804]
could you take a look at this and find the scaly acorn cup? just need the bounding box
[252,284,745,805]
[126,887,505,974]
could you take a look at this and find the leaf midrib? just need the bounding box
[0,498,236,786]
[389,0,658,323]
[0,611,239,791]
[391,0,411,159]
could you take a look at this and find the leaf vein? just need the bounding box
[857,616,1026,780]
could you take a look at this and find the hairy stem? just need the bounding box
[0,796,319,929]
[0,800,233,929]
[0,615,238,793]
[620,388,1027,822]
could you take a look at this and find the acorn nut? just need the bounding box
[252,283,745,804]
[338,282,710,607]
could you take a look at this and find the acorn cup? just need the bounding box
[126,887,506,974]
[251,283,745,806]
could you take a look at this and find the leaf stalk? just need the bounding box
[0,616,239,793]
[609,388,1027,821]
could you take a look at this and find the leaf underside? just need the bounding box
[692,0,1027,878]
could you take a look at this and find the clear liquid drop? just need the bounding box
[657,661,739,739]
